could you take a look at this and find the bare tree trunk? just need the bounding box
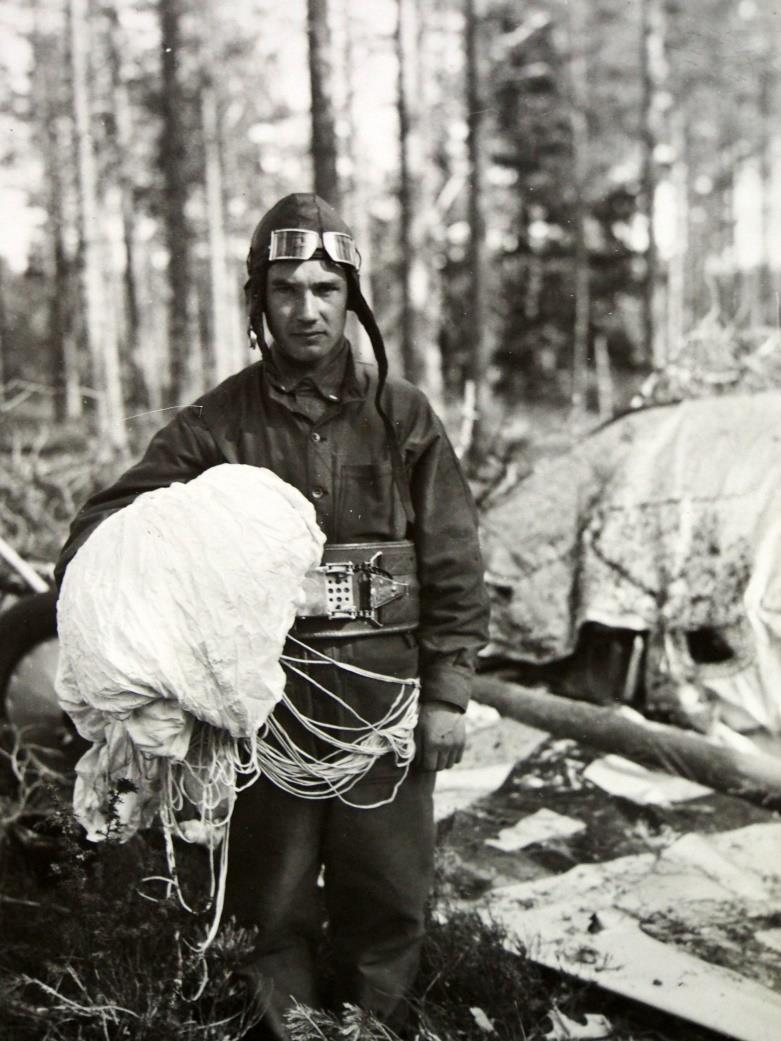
[594,334,614,419]
[719,168,736,315]
[565,0,591,415]
[68,0,127,452]
[159,0,197,404]
[395,0,445,404]
[396,0,418,384]
[33,8,82,421]
[666,112,688,356]
[202,86,239,384]
[339,0,373,363]
[49,162,81,422]
[0,262,6,402]
[464,0,488,464]
[105,0,146,410]
[640,0,667,367]
[412,0,445,409]
[684,126,705,325]
[139,248,167,413]
[757,62,774,325]
[307,0,340,205]
[200,0,242,384]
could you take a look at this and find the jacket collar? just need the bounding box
[264,338,365,403]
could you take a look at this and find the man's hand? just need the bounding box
[415,700,466,771]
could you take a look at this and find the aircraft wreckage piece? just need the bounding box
[477,822,781,1041]
[472,674,781,809]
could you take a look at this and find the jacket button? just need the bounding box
[312,487,325,499]
[311,432,322,443]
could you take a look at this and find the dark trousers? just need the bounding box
[224,766,436,1040]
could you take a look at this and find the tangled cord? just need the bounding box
[265,634,420,806]
[151,637,420,959]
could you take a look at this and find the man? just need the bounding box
[55,193,489,1039]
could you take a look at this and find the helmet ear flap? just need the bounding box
[244,268,269,352]
[346,271,386,384]
[345,271,414,526]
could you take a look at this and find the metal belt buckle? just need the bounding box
[323,551,408,626]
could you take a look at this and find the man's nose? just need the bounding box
[297,291,318,322]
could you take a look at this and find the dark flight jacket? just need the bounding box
[55,345,490,754]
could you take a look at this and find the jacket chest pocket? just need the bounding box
[337,462,406,540]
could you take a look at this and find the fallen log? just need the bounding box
[472,673,781,810]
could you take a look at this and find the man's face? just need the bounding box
[265,258,348,365]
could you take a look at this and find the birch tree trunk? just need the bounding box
[105,0,147,409]
[339,0,373,363]
[464,0,489,463]
[48,146,81,422]
[33,7,82,421]
[639,0,668,368]
[565,0,591,415]
[0,263,6,402]
[413,0,445,410]
[200,0,243,384]
[395,0,445,404]
[68,0,127,452]
[159,0,199,403]
[757,61,774,325]
[397,0,416,384]
[307,0,340,205]
[666,112,688,356]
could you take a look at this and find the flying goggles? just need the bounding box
[268,228,361,270]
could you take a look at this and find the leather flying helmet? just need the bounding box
[246,193,369,352]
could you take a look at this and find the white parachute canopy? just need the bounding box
[56,464,326,841]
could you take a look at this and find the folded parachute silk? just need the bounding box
[56,464,326,841]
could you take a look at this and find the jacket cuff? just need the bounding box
[419,659,473,711]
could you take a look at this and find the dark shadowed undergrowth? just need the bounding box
[0,784,261,1041]
[0,749,727,1041]
[0,786,571,1041]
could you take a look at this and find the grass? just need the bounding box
[0,765,578,1041]
[0,778,262,1041]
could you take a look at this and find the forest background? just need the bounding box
[1,0,780,466]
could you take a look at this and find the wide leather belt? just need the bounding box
[294,540,420,639]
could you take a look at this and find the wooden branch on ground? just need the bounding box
[473,673,781,809]
[0,387,36,414]
[0,535,49,593]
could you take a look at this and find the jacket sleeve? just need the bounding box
[409,408,490,711]
[54,405,223,588]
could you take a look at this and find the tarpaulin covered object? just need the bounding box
[480,392,781,736]
[56,463,326,841]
